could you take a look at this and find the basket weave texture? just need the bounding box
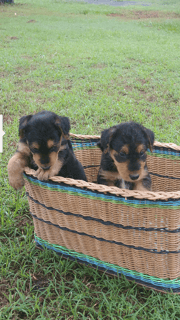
[24,134,180,293]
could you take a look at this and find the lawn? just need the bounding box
[1,0,180,319]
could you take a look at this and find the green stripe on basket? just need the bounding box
[24,175,180,210]
[34,234,180,286]
[74,146,97,150]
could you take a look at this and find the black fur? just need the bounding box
[19,111,70,144]
[8,111,87,190]
[23,111,87,181]
[97,122,154,191]
[56,139,87,180]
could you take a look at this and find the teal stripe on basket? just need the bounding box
[34,234,180,290]
[71,141,180,157]
[24,174,180,209]
[72,142,98,149]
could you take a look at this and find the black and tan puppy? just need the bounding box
[8,111,87,190]
[97,122,154,191]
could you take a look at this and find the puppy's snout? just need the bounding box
[129,174,139,181]
[41,165,50,171]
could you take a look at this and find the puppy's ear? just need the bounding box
[142,126,155,152]
[55,116,70,139]
[61,117,71,137]
[19,115,33,139]
[99,126,117,152]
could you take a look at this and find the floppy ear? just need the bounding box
[55,116,70,139]
[99,126,117,152]
[142,127,155,152]
[19,115,33,139]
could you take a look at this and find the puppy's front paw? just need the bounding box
[35,166,60,181]
[7,156,25,190]
[34,168,46,181]
[9,173,25,190]
[35,160,62,181]
[34,168,42,178]
[35,168,51,181]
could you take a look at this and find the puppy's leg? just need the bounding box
[7,143,31,190]
[97,169,121,186]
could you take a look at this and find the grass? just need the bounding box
[1,0,180,318]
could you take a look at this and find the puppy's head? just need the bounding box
[19,111,70,170]
[99,122,154,182]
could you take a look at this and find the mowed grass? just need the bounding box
[1,0,180,319]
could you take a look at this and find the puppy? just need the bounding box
[97,122,154,191]
[8,111,87,190]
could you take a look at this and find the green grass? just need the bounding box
[1,0,180,319]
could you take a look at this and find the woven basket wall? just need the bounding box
[24,134,180,293]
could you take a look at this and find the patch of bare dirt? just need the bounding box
[0,280,10,308]
[108,10,180,20]
[3,114,13,124]
[92,63,107,69]
[27,19,37,23]
[10,36,18,40]
[65,64,76,69]
[21,55,33,60]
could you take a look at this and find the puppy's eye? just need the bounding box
[49,146,57,152]
[119,151,127,157]
[139,150,145,157]
[31,148,39,153]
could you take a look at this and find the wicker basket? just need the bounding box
[24,134,180,293]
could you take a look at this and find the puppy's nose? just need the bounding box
[129,174,139,180]
[41,165,50,171]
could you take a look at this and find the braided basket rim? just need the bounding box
[70,133,180,151]
[24,134,180,201]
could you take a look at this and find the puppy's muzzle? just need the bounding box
[41,165,51,170]
[129,174,139,181]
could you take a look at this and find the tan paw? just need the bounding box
[8,155,25,190]
[34,168,43,178]
[35,168,51,181]
[35,166,60,181]
[9,173,25,190]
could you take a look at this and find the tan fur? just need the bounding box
[7,142,31,190]
[110,150,130,181]
[8,154,27,189]
[136,144,144,153]
[19,119,29,139]
[59,144,67,152]
[31,142,39,149]
[7,112,72,189]
[18,142,31,156]
[32,151,57,169]
[110,149,147,183]
[121,180,126,189]
[121,145,129,154]
[99,169,121,181]
[133,180,151,191]
[32,138,62,169]
[55,118,69,140]
[137,160,147,180]
[47,139,54,148]
[34,159,63,180]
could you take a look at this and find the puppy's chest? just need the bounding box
[109,174,133,190]
[116,179,133,190]
[99,169,133,190]
[100,153,133,189]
